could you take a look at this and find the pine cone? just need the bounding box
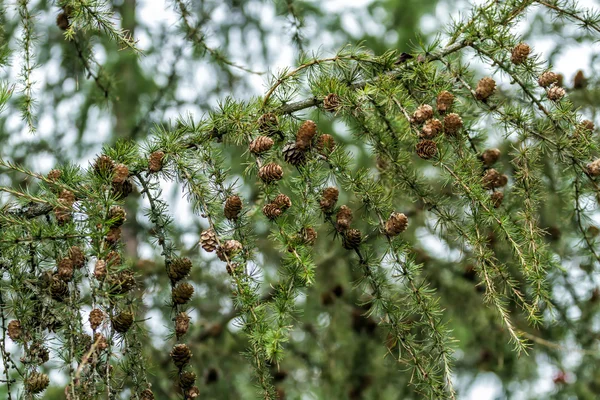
[320,187,339,213]
[420,119,442,139]
[57,257,74,281]
[384,212,408,237]
[323,93,341,112]
[26,372,49,394]
[171,344,192,369]
[481,148,501,166]
[482,169,508,189]
[217,240,243,261]
[94,154,115,175]
[336,205,353,232]
[282,142,307,166]
[105,226,122,245]
[59,189,76,208]
[491,191,504,208]
[112,179,133,200]
[180,370,197,389]
[224,195,243,220]
[140,389,155,400]
[343,229,362,250]
[200,229,218,252]
[412,104,434,124]
[112,163,129,184]
[94,333,109,352]
[587,159,600,176]
[106,251,121,268]
[273,194,292,210]
[258,163,283,183]
[94,259,107,280]
[415,140,437,159]
[581,120,595,132]
[168,257,192,282]
[296,120,318,150]
[56,12,69,30]
[28,342,49,364]
[68,246,86,269]
[511,43,530,65]
[112,311,134,333]
[538,71,558,88]
[175,312,191,337]
[262,203,282,220]
[47,169,62,182]
[250,136,275,154]
[547,86,565,101]
[89,308,104,331]
[187,386,200,398]
[436,91,454,114]
[475,77,496,100]
[444,113,463,135]
[172,283,194,305]
[573,70,586,89]
[105,270,135,295]
[148,151,165,173]
[317,134,336,155]
[300,227,317,246]
[7,320,22,341]
[50,276,69,301]
[258,113,279,135]
[108,205,126,227]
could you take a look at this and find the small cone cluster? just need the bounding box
[482,168,508,189]
[436,91,454,114]
[384,212,409,237]
[200,229,218,252]
[249,136,274,154]
[168,257,192,282]
[476,77,496,101]
[511,43,530,65]
[224,195,243,220]
[148,151,165,173]
[258,162,283,183]
[320,187,339,213]
[172,282,194,305]
[262,194,291,220]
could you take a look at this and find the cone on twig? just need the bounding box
[491,191,504,208]
[444,113,463,135]
[282,142,307,166]
[412,104,434,124]
[26,372,49,394]
[89,309,104,331]
[511,43,530,65]
[420,119,442,139]
[336,205,353,232]
[296,120,318,150]
[224,195,243,220]
[148,151,165,173]
[249,136,274,154]
[416,140,437,159]
[320,187,339,213]
[480,148,501,166]
[7,320,22,341]
[384,212,408,237]
[168,257,192,282]
[538,71,558,88]
[436,91,454,114]
[175,312,191,337]
[317,134,336,155]
[172,283,194,305]
[217,240,242,261]
[547,86,565,101]
[343,229,362,249]
[171,344,192,369]
[200,229,218,252]
[258,163,283,183]
[258,113,279,135]
[475,77,496,101]
[112,311,134,333]
[323,94,341,112]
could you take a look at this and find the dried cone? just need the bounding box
[320,187,339,213]
[538,71,558,88]
[587,159,600,177]
[258,163,283,183]
[415,140,437,160]
[258,113,279,135]
[444,113,463,135]
[412,104,434,124]
[89,308,104,331]
[224,195,243,220]
[106,251,121,268]
[200,229,218,252]
[384,212,409,237]
[112,179,133,200]
[547,86,565,101]
[171,344,192,369]
[94,154,115,175]
[56,12,69,30]
[108,205,126,227]
[169,257,192,282]
[57,257,74,281]
[323,93,341,112]
[47,169,61,182]
[112,311,134,333]
[491,191,504,208]
[28,342,49,364]
[296,120,318,150]
[94,259,107,280]
[262,203,282,220]
[172,283,194,305]
[94,333,109,352]
[573,70,586,89]
[7,320,22,341]
[481,148,501,166]
[217,240,242,261]
[475,77,496,101]
[175,312,191,337]
[59,189,76,208]
[112,163,129,184]
[250,136,274,155]
[581,120,595,132]
[282,142,307,166]
[140,389,155,400]
[26,372,49,394]
[300,227,317,246]
[180,370,197,389]
[482,169,508,189]
[105,226,122,245]
[336,205,353,232]
[50,277,69,301]
[420,119,442,139]
[68,246,86,269]
[343,229,362,250]
[273,194,292,210]
[511,43,531,65]
[317,134,336,155]
[106,270,135,295]
[436,91,454,114]
[148,151,165,173]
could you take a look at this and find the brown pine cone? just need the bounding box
[7,320,22,341]
[436,91,454,114]
[573,70,586,89]
[200,229,218,252]
[249,136,275,154]
[50,276,69,301]
[89,309,105,331]
[68,246,86,269]
[175,312,191,337]
[94,259,107,280]
[56,12,69,30]
[336,205,353,232]
[384,212,408,237]
[168,257,192,282]
[106,270,136,294]
[172,283,194,305]
[180,370,197,389]
[171,344,192,369]
[587,159,600,176]
[420,119,442,139]
[415,140,437,160]
[106,251,121,268]
[323,93,341,112]
[475,77,496,100]
[300,227,317,246]
[217,239,243,261]
[94,154,115,175]
[47,169,62,182]
[148,151,165,173]
[547,86,565,101]
[511,43,530,65]
[581,120,595,132]
[258,113,279,135]
[412,104,434,124]
[273,194,292,210]
[481,148,501,166]
[105,226,122,245]
[262,203,282,220]
[112,311,134,333]
[93,333,109,352]
[482,169,508,189]
[538,71,558,88]
[26,372,49,394]
[57,257,74,281]
[343,229,362,250]
[108,205,126,227]
[317,134,336,155]
[28,342,49,364]
[491,191,504,208]
[296,120,318,150]
[444,113,463,135]
[112,163,129,184]
[282,142,307,166]
[320,187,339,213]
[140,389,155,400]
[112,179,133,200]
[59,189,76,208]
[224,195,243,220]
[258,162,283,183]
